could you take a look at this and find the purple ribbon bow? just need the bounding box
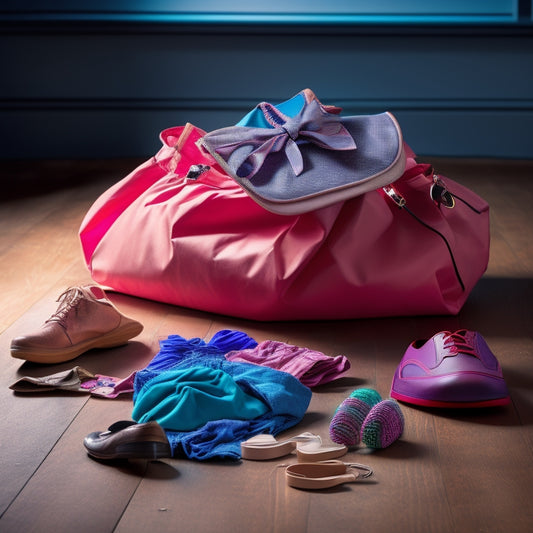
[203,99,357,179]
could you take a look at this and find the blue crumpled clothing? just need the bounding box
[132,366,270,431]
[133,330,312,461]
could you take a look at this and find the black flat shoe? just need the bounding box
[84,420,171,460]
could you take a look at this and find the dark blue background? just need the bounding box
[1,2,532,159]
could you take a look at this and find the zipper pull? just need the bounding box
[383,185,406,208]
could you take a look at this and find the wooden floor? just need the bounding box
[0,157,532,533]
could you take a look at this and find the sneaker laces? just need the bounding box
[442,330,477,357]
[46,287,85,327]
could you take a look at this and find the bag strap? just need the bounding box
[383,181,466,291]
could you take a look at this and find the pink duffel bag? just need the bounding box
[79,119,489,321]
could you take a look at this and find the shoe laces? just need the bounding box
[46,287,85,326]
[442,330,477,357]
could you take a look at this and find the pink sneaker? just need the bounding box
[10,285,143,364]
[390,330,510,408]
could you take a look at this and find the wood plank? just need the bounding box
[0,294,212,526]
[0,398,144,533]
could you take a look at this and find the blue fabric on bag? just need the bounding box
[132,330,312,461]
[236,91,305,128]
[201,89,403,213]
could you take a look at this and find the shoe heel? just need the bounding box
[116,441,171,460]
[149,441,172,460]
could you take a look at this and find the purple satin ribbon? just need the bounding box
[203,99,357,179]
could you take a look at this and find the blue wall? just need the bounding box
[1,5,532,159]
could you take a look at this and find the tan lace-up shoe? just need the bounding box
[10,285,143,364]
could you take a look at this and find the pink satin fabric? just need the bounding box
[225,340,350,387]
[79,123,489,321]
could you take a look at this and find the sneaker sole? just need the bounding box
[390,390,511,409]
[10,319,143,364]
[86,440,171,461]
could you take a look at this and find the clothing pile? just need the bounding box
[9,285,510,488]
